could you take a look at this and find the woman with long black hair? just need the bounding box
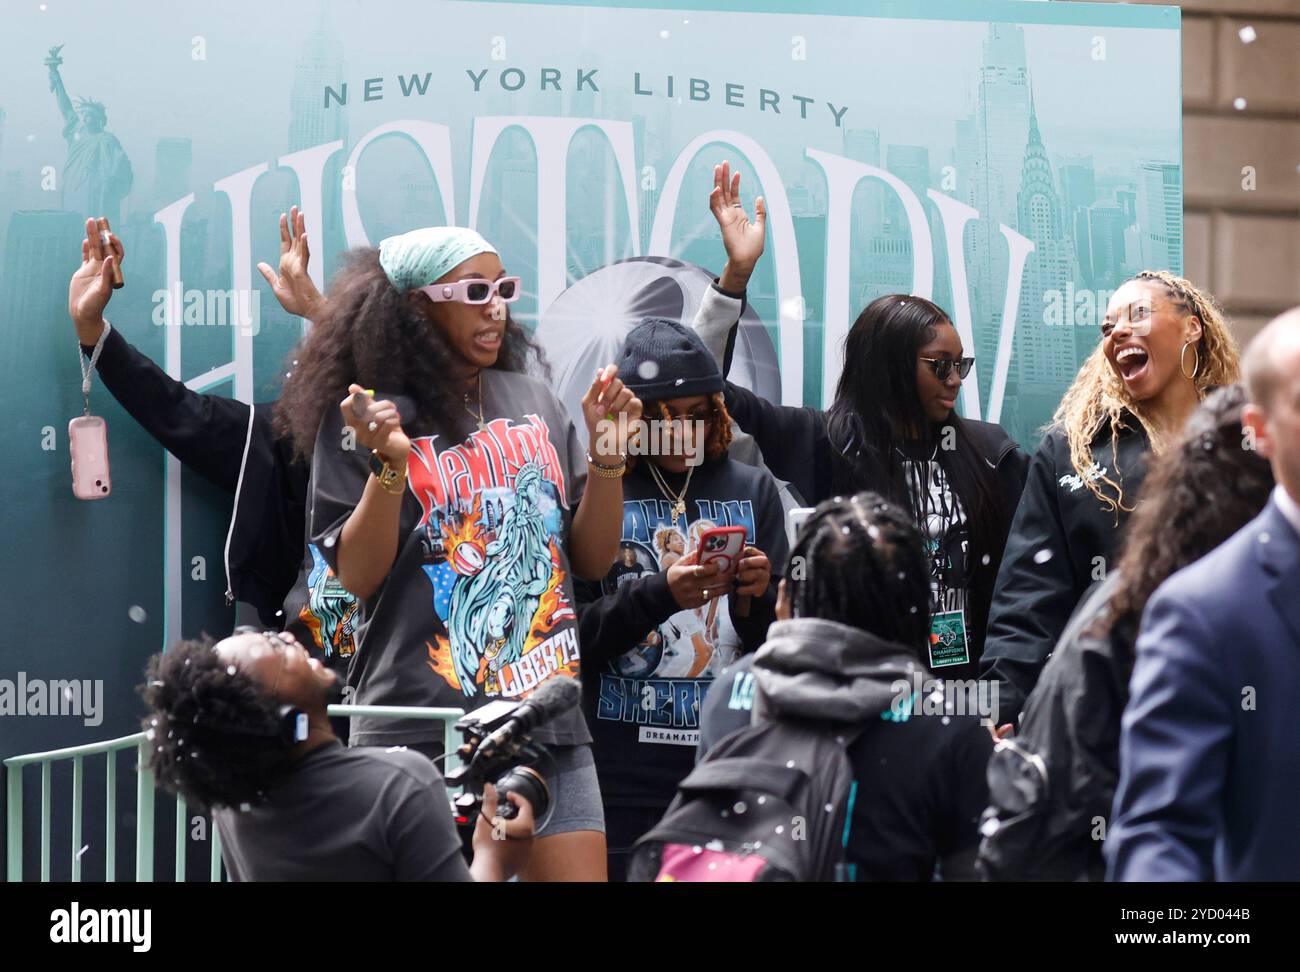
[275,226,641,881]
[692,163,1029,680]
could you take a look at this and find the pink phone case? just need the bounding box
[69,415,111,500]
[697,526,746,574]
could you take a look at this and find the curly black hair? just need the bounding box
[139,636,293,812]
[273,246,548,461]
[1107,384,1274,643]
[783,491,932,660]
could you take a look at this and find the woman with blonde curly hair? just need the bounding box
[980,270,1240,725]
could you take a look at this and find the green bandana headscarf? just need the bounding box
[377,226,498,293]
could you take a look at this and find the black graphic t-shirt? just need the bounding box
[281,542,359,675]
[310,371,590,748]
[576,457,787,809]
[897,443,971,674]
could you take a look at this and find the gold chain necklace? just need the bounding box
[648,461,695,526]
[463,372,486,432]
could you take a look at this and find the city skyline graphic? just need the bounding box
[0,0,1182,684]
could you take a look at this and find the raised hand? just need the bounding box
[709,160,766,292]
[69,217,123,346]
[582,364,643,461]
[340,384,411,463]
[258,206,326,321]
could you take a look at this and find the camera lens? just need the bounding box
[494,766,550,821]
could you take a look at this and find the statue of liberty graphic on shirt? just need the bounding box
[446,461,559,696]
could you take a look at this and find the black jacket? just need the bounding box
[82,326,308,625]
[977,571,1135,881]
[979,418,1150,724]
[720,378,1029,678]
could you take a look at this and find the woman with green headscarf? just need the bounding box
[275,225,642,881]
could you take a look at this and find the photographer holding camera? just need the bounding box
[140,628,533,881]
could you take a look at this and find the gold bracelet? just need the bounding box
[586,451,627,478]
[369,451,408,494]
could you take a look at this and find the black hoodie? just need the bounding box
[700,617,995,881]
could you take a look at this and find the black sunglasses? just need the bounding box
[919,356,974,380]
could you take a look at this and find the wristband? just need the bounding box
[586,451,627,478]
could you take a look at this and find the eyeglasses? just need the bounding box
[919,356,974,381]
[418,276,521,305]
[658,402,716,424]
[231,627,297,693]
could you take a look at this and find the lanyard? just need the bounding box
[79,322,112,416]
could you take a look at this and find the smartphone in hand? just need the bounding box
[697,525,746,575]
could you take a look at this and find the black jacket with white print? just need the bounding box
[978,417,1151,725]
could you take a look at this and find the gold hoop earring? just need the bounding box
[1180,340,1201,381]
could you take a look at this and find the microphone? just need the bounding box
[481,676,581,754]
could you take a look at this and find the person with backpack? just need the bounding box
[633,493,993,882]
[575,316,787,882]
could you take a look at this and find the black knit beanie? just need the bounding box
[617,317,724,401]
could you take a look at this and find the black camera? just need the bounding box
[445,676,581,828]
[445,700,550,827]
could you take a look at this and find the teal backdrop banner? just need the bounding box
[0,0,1180,874]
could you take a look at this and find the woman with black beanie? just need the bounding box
[576,315,788,881]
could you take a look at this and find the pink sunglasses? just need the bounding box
[418,276,521,305]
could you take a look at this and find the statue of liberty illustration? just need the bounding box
[447,462,557,696]
[46,44,133,223]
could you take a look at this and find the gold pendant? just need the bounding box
[671,500,685,525]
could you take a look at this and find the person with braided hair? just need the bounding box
[699,493,995,881]
[980,270,1241,727]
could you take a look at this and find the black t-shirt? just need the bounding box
[281,541,359,678]
[701,655,993,881]
[576,458,787,809]
[310,371,590,747]
[211,740,469,881]
[607,558,649,591]
[895,442,973,677]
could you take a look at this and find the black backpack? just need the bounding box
[627,718,863,882]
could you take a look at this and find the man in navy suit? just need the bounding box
[1108,308,1300,881]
